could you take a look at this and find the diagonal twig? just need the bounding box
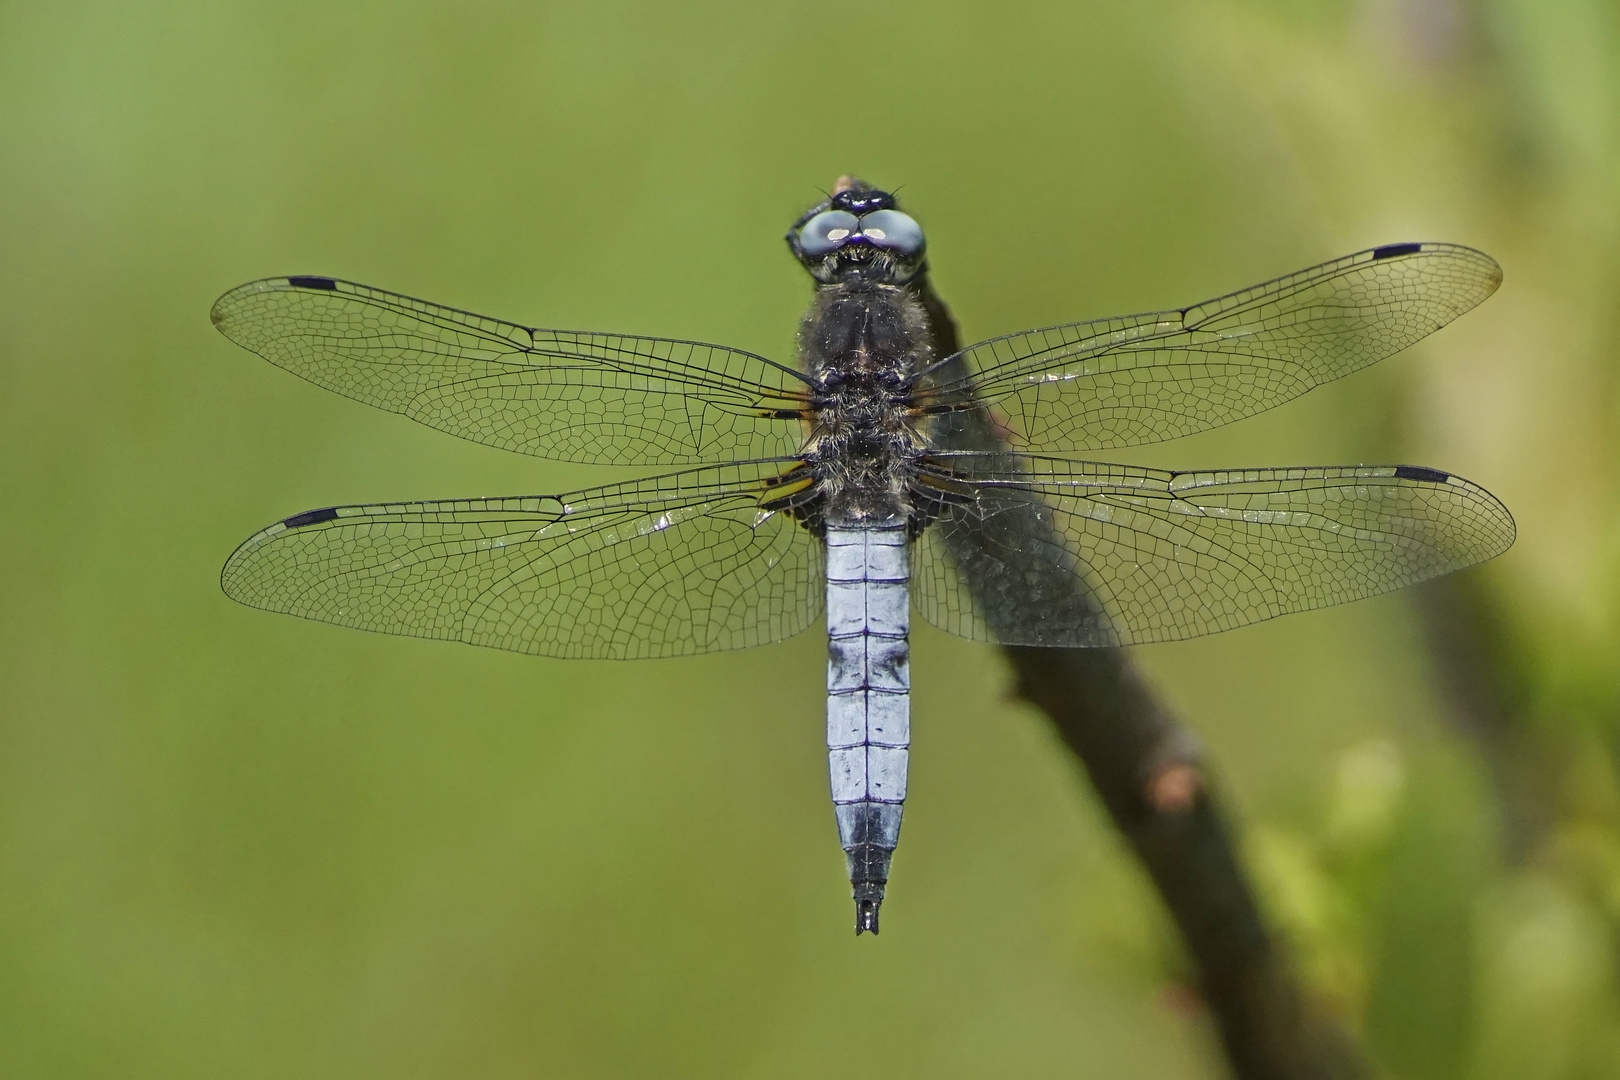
[914,277,1368,1080]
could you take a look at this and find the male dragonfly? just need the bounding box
[214,178,1514,934]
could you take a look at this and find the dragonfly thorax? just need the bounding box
[799,280,931,525]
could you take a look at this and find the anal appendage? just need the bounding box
[848,839,893,935]
[855,894,882,935]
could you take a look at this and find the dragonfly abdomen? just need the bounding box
[825,522,910,935]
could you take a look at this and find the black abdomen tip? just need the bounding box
[855,898,881,935]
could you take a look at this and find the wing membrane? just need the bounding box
[921,244,1501,451]
[211,277,809,464]
[221,461,824,659]
[913,453,1514,646]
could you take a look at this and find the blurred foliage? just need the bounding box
[1,0,1618,1077]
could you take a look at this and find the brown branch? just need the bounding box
[1413,575,1546,862]
[914,278,1369,1080]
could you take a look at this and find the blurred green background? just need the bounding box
[3,1,1618,1076]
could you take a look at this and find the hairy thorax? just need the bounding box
[798,282,932,526]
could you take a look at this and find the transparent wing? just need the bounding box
[919,244,1501,451]
[220,461,824,659]
[211,276,810,465]
[912,453,1514,647]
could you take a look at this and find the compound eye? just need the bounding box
[857,210,925,255]
[798,210,861,257]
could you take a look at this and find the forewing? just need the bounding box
[912,454,1514,647]
[211,276,808,464]
[221,462,824,659]
[921,244,1501,451]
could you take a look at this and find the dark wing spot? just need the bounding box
[286,275,338,290]
[1372,243,1423,261]
[1393,465,1450,484]
[282,507,341,528]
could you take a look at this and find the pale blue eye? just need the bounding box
[799,210,860,257]
[858,210,925,255]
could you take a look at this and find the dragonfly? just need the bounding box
[213,177,1515,934]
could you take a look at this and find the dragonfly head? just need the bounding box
[787,177,927,286]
